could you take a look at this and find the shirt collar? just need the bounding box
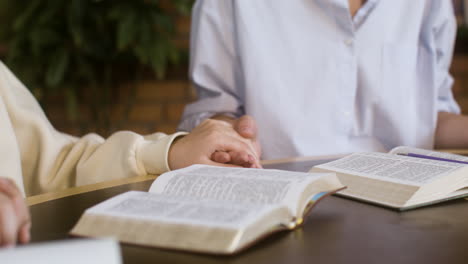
[353,0,380,28]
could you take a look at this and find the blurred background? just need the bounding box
[0,0,467,137]
[0,0,194,136]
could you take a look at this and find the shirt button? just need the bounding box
[344,38,353,46]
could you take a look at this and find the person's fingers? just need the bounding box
[211,151,231,164]
[249,155,262,168]
[0,178,30,245]
[207,120,262,167]
[252,141,262,162]
[216,136,260,163]
[0,178,30,227]
[234,115,257,139]
[233,116,262,160]
[15,200,30,245]
[247,154,262,168]
[212,151,262,168]
[0,178,21,199]
[18,222,31,244]
[205,135,257,168]
[228,151,252,167]
[0,193,18,247]
[203,159,244,168]
[196,120,258,158]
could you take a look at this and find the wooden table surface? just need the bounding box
[26,156,468,264]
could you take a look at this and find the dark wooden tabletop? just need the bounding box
[29,159,468,264]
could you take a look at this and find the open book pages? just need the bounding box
[148,165,343,219]
[71,165,344,254]
[311,150,468,210]
[0,239,121,264]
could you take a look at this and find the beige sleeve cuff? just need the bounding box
[136,132,188,175]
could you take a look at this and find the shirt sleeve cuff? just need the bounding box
[137,132,188,175]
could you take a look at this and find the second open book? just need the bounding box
[311,146,468,210]
[71,165,343,254]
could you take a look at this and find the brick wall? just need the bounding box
[119,79,194,134]
[45,79,193,136]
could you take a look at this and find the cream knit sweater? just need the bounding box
[0,61,185,196]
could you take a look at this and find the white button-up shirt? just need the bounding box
[179,0,460,160]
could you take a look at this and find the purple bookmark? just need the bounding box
[405,153,468,165]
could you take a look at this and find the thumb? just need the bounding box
[234,115,257,139]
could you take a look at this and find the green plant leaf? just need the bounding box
[117,12,137,51]
[46,48,69,88]
[150,41,167,79]
[37,2,63,26]
[13,0,41,31]
[30,28,61,57]
[151,12,174,34]
[173,0,193,15]
[67,0,87,48]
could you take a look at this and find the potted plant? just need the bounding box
[0,0,192,134]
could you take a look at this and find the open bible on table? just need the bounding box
[71,165,344,254]
[311,146,468,210]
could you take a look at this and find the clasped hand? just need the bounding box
[168,116,262,169]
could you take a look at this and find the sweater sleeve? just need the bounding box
[0,61,186,196]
